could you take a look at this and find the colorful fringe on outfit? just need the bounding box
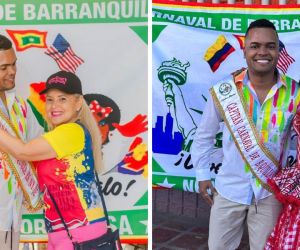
[265,114,300,250]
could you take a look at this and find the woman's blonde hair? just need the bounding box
[46,94,104,173]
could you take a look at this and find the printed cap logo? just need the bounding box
[48,76,67,85]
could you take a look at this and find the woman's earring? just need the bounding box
[77,107,82,113]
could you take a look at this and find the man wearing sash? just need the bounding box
[0,35,42,250]
[191,19,300,250]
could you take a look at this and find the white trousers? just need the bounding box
[208,194,282,250]
[0,231,20,250]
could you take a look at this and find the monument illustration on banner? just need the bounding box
[157,58,196,152]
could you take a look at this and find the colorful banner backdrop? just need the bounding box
[0,0,148,244]
[152,1,300,193]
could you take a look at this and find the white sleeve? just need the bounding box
[25,101,44,141]
[191,92,222,182]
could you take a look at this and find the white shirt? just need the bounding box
[191,71,298,205]
[0,90,43,231]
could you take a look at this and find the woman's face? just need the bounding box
[45,89,82,127]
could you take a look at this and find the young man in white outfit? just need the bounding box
[191,19,298,250]
[0,34,42,250]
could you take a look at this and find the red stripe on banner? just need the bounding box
[152,0,300,9]
[121,238,148,244]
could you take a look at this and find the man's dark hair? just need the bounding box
[0,34,12,51]
[245,19,277,37]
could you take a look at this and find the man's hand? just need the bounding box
[199,180,217,206]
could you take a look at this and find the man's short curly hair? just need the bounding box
[0,35,12,51]
[245,19,277,37]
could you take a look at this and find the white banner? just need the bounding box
[152,1,300,192]
[0,0,148,243]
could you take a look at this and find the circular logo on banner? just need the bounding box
[219,83,232,96]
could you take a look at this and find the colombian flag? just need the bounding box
[6,30,47,51]
[204,35,235,72]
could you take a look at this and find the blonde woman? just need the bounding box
[0,71,107,250]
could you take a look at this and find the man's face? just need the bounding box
[243,28,279,75]
[0,48,17,92]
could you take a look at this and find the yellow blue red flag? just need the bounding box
[204,35,235,72]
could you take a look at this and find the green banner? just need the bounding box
[0,0,147,24]
[153,5,300,33]
[2,0,149,243]
[152,2,300,194]
[153,174,198,192]
[21,208,148,242]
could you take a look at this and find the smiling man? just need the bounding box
[191,19,300,250]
